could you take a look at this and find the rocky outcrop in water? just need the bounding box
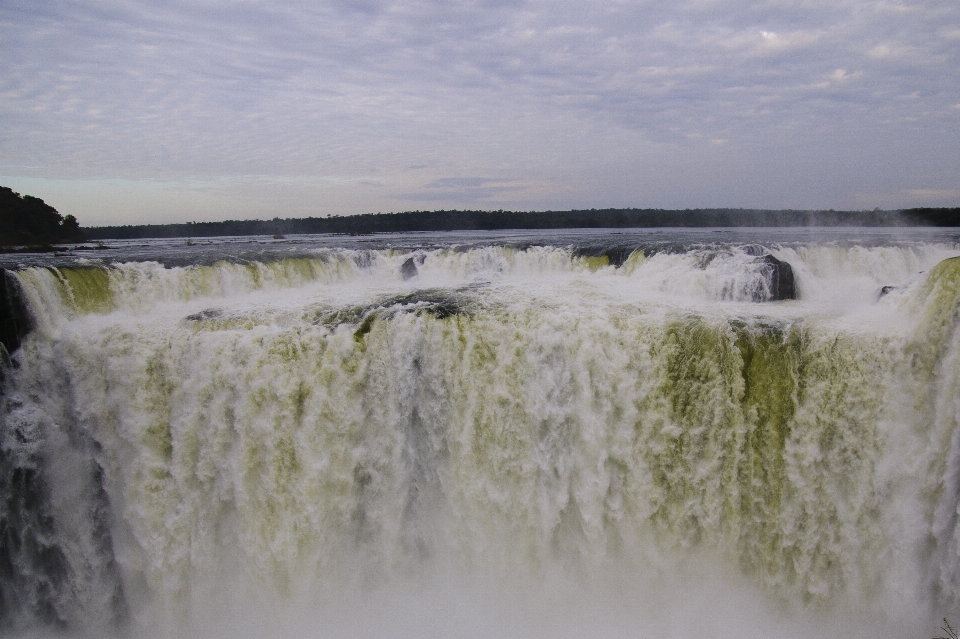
[739,247,796,301]
[756,254,796,301]
[572,246,635,268]
[400,257,419,280]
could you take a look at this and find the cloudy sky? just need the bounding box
[1,0,958,225]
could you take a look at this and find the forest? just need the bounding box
[3,183,959,244]
[0,186,83,246]
[83,207,960,240]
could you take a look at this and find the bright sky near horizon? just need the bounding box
[1,0,959,226]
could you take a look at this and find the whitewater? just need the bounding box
[2,227,960,638]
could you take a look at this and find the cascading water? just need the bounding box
[2,229,960,638]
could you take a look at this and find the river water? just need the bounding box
[2,228,960,638]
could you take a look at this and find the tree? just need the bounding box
[0,186,84,245]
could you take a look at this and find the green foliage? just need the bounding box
[0,186,84,246]
[934,618,959,639]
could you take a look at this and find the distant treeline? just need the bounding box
[83,207,960,240]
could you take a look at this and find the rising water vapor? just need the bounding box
[2,231,960,638]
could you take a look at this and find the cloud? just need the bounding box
[423,178,507,189]
[907,189,960,201]
[396,178,524,203]
[0,0,958,222]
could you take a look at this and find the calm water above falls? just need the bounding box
[3,228,960,638]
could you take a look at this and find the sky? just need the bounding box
[1,0,959,226]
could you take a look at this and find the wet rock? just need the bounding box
[572,246,636,268]
[185,309,223,321]
[756,254,795,301]
[0,269,33,355]
[378,289,466,320]
[400,257,418,280]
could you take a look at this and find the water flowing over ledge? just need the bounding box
[2,229,960,638]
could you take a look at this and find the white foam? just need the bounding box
[3,242,960,637]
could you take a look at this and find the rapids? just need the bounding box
[2,228,960,638]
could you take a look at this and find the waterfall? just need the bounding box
[2,236,960,638]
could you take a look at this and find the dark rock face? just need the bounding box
[572,246,636,268]
[0,268,126,632]
[400,257,419,280]
[0,269,33,356]
[185,309,223,322]
[0,399,128,633]
[878,285,897,298]
[756,255,796,301]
